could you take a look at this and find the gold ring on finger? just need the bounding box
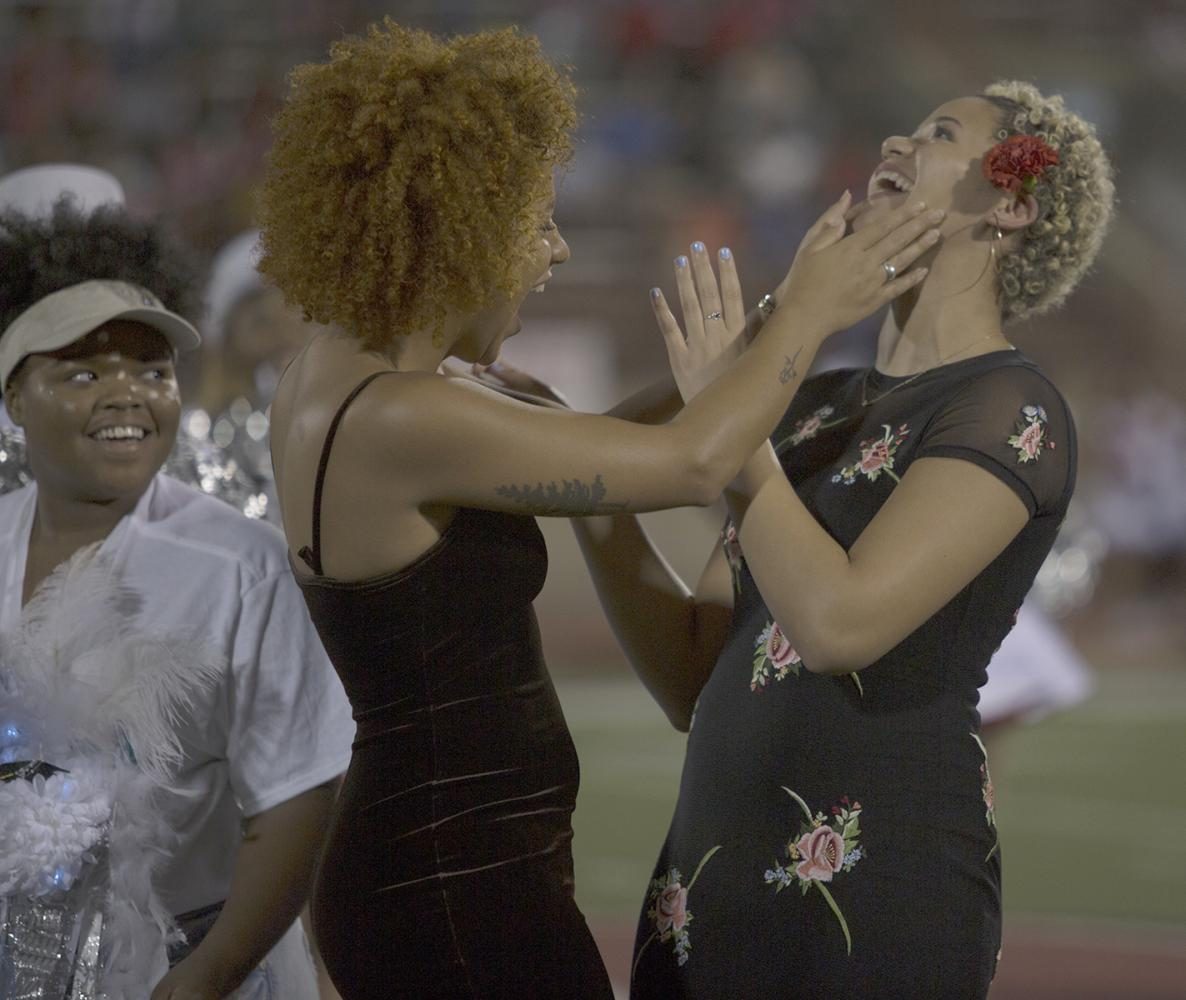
[882,262,897,281]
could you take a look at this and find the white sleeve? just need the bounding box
[226,570,355,817]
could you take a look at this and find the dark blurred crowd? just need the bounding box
[3,0,1183,661]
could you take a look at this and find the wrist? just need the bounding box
[182,936,252,996]
[755,287,832,346]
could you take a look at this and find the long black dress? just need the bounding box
[293,373,613,999]
[631,351,1075,999]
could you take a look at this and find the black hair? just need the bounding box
[0,196,201,333]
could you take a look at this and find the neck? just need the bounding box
[22,485,143,606]
[875,228,1012,375]
[378,312,473,372]
[33,483,142,544]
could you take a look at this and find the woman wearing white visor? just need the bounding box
[0,199,352,999]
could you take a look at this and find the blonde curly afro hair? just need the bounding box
[256,20,577,350]
[982,80,1114,323]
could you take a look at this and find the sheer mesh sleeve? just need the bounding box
[915,364,1075,518]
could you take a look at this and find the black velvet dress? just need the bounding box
[293,373,613,999]
[630,351,1076,999]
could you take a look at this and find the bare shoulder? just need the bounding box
[359,369,561,453]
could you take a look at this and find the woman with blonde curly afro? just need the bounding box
[532,83,1113,998]
[258,18,940,1000]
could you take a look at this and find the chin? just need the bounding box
[477,341,503,367]
[850,195,894,233]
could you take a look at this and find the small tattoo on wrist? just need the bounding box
[779,347,802,385]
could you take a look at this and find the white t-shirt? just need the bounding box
[0,474,354,992]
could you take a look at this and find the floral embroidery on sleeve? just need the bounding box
[1007,404,1054,463]
[751,621,802,691]
[972,732,999,861]
[765,789,864,955]
[832,423,910,486]
[633,845,722,976]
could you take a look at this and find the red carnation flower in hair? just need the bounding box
[982,134,1059,195]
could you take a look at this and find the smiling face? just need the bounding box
[6,320,180,504]
[854,96,1007,236]
[453,175,571,365]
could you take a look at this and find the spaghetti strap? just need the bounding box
[298,371,398,575]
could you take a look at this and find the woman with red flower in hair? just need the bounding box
[536,81,1115,998]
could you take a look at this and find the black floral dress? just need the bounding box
[630,350,1075,999]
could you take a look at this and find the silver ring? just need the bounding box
[882,262,897,281]
[706,311,723,321]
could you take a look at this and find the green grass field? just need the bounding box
[557,668,1186,930]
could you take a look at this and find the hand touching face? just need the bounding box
[856,96,1010,238]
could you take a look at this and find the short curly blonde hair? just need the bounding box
[983,80,1114,323]
[256,20,577,350]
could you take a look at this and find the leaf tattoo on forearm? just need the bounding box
[495,473,629,516]
[779,346,803,385]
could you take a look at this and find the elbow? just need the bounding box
[802,648,872,676]
[795,604,877,676]
[665,704,694,733]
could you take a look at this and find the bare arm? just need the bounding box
[468,360,733,730]
[727,447,1029,674]
[573,515,733,730]
[151,782,337,999]
[382,199,939,519]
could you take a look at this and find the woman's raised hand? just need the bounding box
[652,242,748,403]
[774,192,944,335]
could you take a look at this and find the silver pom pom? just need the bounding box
[0,412,276,523]
[0,427,34,495]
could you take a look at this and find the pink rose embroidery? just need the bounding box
[785,405,837,447]
[655,883,688,933]
[766,623,799,668]
[752,621,802,690]
[833,423,910,486]
[636,846,722,973]
[859,438,891,474]
[1007,404,1052,464]
[795,826,846,882]
[766,789,863,955]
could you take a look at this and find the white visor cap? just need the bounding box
[0,280,201,392]
[0,164,125,216]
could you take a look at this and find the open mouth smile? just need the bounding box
[89,425,150,442]
[869,165,915,198]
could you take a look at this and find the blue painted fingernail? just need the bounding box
[650,287,662,300]
[719,246,732,260]
[691,241,705,254]
[675,255,688,268]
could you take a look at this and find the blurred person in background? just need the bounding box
[0,199,353,999]
[256,19,937,999]
[557,80,1115,998]
[186,229,325,522]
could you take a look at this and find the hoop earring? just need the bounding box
[989,226,1003,275]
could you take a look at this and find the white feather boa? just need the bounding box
[0,544,224,996]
